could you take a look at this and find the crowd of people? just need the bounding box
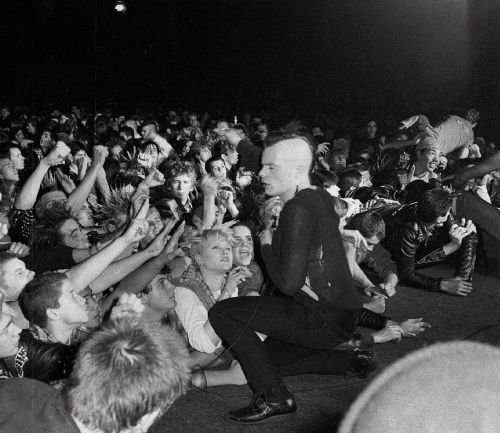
[0,103,499,430]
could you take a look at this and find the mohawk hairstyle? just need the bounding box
[96,187,133,226]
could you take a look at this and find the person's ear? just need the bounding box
[46,308,59,321]
[294,164,307,179]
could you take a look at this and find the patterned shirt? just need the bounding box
[0,347,28,380]
[29,324,89,346]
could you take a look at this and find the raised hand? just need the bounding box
[8,242,30,258]
[41,170,57,190]
[130,188,150,218]
[54,167,76,194]
[43,141,71,166]
[143,169,165,188]
[200,174,218,197]
[92,145,109,168]
[235,169,253,188]
[110,293,144,321]
[221,266,253,299]
[122,200,150,244]
[316,143,329,157]
[449,219,476,245]
[158,221,186,264]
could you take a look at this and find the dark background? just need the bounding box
[2,0,500,121]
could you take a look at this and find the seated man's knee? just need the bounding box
[208,302,226,327]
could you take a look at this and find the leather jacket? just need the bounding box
[3,331,77,383]
[380,203,477,291]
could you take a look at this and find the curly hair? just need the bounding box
[465,109,480,125]
[189,228,234,265]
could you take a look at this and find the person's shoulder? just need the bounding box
[0,376,54,393]
[0,378,58,412]
[0,378,79,433]
[286,188,322,210]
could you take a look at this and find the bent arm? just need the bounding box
[396,229,443,291]
[174,287,221,353]
[15,159,51,210]
[67,163,100,218]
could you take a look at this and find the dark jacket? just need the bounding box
[0,331,77,383]
[381,203,477,291]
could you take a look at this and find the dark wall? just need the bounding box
[0,0,497,117]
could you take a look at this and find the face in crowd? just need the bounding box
[366,120,377,139]
[210,159,227,179]
[0,158,19,182]
[142,207,164,245]
[232,225,254,267]
[416,148,441,173]
[169,174,194,204]
[0,257,35,302]
[139,274,177,312]
[58,218,91,249]
[51,279,89,326]
[197,235,233,274]
[0,312,21,358]
[9,148,25,171]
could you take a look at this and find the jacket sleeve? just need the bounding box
[261,201,315,296]
[397,226,443,292]
[366,244,398,279]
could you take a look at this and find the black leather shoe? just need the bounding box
[224,394,297,424]
[347,349,377,379]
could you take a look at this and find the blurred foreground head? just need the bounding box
[65,318,190,433]
[339,341,500,433]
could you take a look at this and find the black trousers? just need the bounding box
[209,295,358,396]
[454,191,500,243]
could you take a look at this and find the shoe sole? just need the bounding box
[224,411,297,425]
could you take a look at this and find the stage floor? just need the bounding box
[152,262,500,433]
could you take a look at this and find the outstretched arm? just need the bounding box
[67,145,108,217]
[66,200,149,292]
[15,143,69,210]
[100,221,185,311]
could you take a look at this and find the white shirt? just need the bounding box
[174,285,236,354]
